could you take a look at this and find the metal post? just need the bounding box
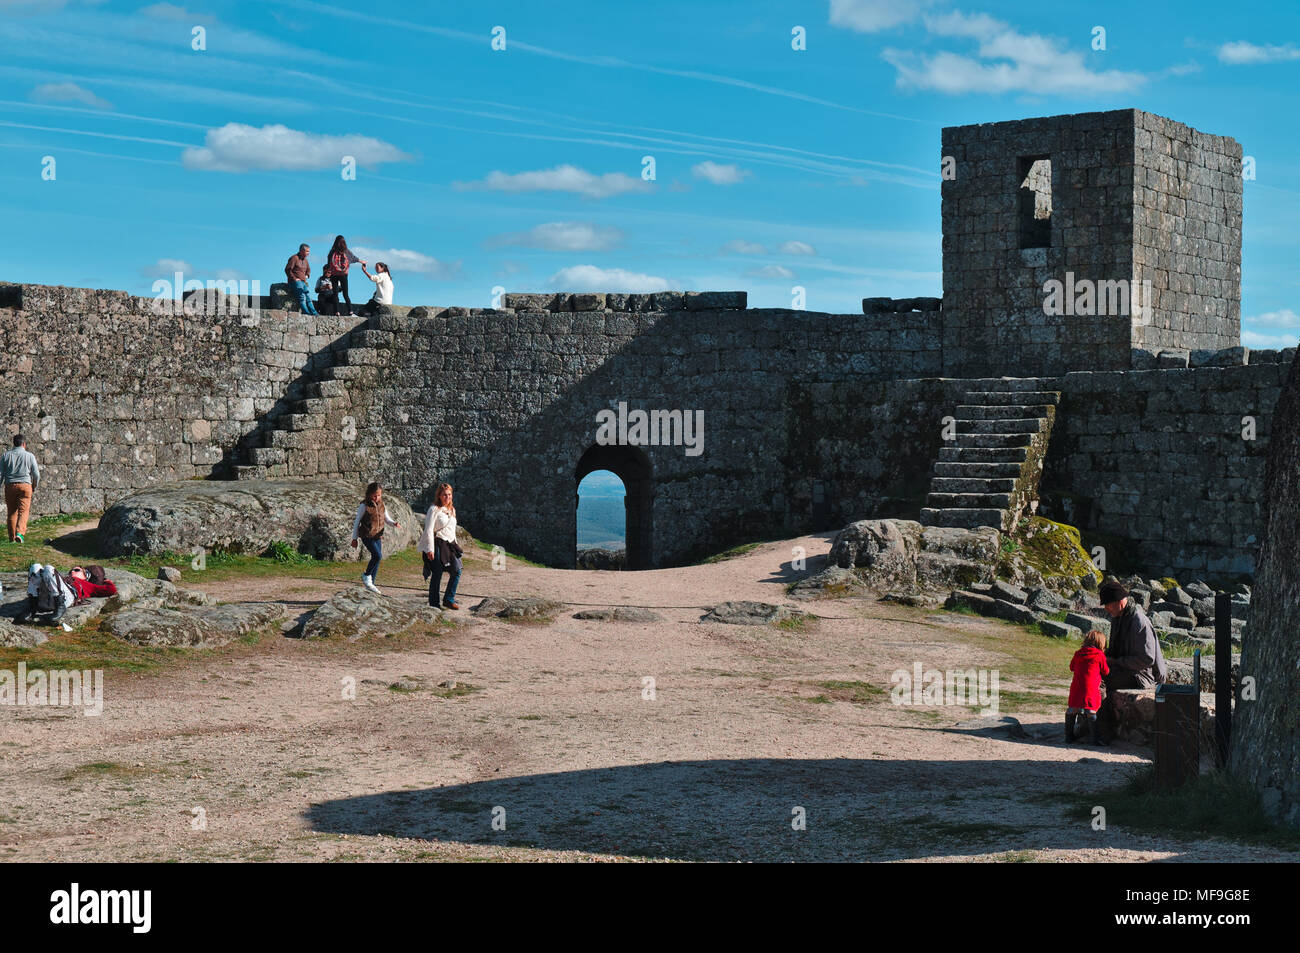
[1215,590,1232,767]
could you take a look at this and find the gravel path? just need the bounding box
[0,532,1284,862]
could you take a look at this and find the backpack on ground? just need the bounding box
[35,569,67,612]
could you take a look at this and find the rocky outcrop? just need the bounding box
[98,479,416,560]
[299,588,446,641]
[1231,355,1300,827]
[105,601,285,647]
[573,607,662,622]
[471,596,562,621]
[823,518,998,595]
[702,601,810,626]
[576,548,626,570]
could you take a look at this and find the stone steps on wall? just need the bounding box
[234,322,380,479]
[921,377,1061,532]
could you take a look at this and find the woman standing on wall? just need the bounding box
[351,481,399,594]
[325,235,365,316]
[420,482,462,610]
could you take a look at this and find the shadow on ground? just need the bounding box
[305,756,1133,861]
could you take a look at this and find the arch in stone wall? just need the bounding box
[575,443,654,570]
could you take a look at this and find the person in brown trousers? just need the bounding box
[2,434,40,543]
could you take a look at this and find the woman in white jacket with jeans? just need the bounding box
[419,482,462,609]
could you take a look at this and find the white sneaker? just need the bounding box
[363,575,381,594]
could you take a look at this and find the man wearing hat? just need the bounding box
[1096,580,1168,740]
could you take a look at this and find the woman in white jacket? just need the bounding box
[419,482,462,609]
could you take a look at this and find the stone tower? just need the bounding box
[940,109,1242,377]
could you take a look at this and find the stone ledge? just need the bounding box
[863,296,942,314]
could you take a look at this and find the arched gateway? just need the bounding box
[575,444,653,570]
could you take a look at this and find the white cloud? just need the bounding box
[139,2,211,21]
[29,82,111,110]
[141,258,194,276]
[721,239,768,255]
[352,246,460,279]
[828,0,937,32]
[879,11,1146,95]
[1242,310,1300,350]
[1217,41,1300,65]
[456,164,652,200]
[547,265,671,293]
[182,123,411,173]
[744,265,797,280]
[489,222,623,252]
[779,240,817,255]
[692,161,751,185]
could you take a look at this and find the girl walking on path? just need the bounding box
[326,235,365,316]
[419,482,462,610]
[1066,630,1110,746]
[351,481,399,594]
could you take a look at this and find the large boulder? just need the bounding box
[826,518,997,595]
[302,588,445,641]
[98,479,416,560]
[1231,356,1300,826]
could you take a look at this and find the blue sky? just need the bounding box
[2,0,1299,346]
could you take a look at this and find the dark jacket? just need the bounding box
[1105,602,1167,688]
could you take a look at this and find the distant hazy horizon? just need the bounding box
[578,469,625,551]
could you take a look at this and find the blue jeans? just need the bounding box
[429,559,461,606]
[360,536,382,578]
[291,279,318,315]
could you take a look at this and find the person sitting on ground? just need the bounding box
[1095,580,1167,740]
[1066,630,1110,746]
[315,273,338,316]
[357,261,393,316]
[16,563,75,625]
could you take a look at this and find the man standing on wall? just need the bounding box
[1096,580,1167,740]
[284,243,318,316]
[2,434,40,543]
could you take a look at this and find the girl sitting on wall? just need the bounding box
[358,261,393,316]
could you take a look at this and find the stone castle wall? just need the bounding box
[1040,359,1288,576]
[0,283,363,513]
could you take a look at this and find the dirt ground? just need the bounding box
[0,530,1286,862]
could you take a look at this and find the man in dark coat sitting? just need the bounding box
[1096,580,1168,741]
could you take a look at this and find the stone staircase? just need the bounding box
[233,324,384,480]
[919,377,1061,532]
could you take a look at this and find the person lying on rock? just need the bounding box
[1066,630,1110,746]
[1095,580,1168,740]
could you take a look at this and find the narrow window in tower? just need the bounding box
[1018,156,1052,249]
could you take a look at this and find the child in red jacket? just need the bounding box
[1067,630,1110,746]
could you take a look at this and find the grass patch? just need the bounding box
[813,680,888,704]
[431,682,481,699]
[699,540,776,564]
[991,689,1064,714]
[60,760,155,781]
[1065,765,1300,849]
